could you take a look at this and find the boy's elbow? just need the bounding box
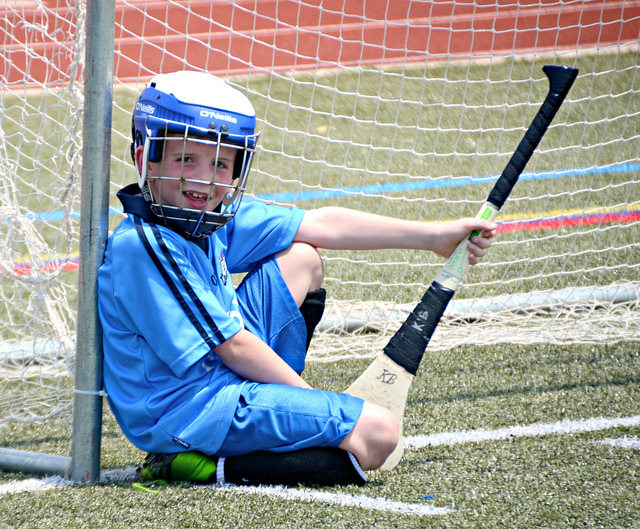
[214,330,247,366]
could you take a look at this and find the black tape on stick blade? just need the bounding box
[383,281,454,376]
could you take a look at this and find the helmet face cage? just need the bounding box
[132,71,259,239]
[140,121,257,239]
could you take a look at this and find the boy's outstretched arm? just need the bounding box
[294,207,496,263]
[215,329,312,389]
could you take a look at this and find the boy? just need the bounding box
[98,71,495,486]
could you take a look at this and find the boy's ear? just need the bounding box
[134,145,146,177]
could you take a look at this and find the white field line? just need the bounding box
[218,484,453,516]
[2,414,640,516]
[404,414,640,448]
[100,466,452,517]
[596,436,640,450]
[0,475,70,497]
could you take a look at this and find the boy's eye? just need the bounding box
[216,159,233,170]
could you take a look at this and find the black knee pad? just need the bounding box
[299,288,326,350]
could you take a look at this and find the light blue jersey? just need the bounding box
[98,185,305,454]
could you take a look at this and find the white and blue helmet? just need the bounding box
[131,71,259,238]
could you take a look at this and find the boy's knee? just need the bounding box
[343,403,400,470]
[375,407,400,460]
[277,243,325,304]
[366,416,400,470]
[290,242,324,288]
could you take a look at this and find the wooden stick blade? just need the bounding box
[345,353,414,470]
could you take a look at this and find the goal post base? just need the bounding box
[0,448,71,480]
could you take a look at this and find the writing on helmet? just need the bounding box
[200,109,238,124]
[135,102,155,114]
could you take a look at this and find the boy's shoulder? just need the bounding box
[236,195,300,213]
[105,216,147,261]
[231,196,304,230]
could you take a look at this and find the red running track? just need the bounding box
[1,0,639,87]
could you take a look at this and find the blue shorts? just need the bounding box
[216,255,364,457]
[236,255,308,374]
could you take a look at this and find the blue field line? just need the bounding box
[23,162,640,222]
[258,162,640,204]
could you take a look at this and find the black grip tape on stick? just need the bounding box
[383,281,454,375]
[488,65,578,209]
[384,65,578,377]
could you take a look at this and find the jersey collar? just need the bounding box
[117,184,210,252]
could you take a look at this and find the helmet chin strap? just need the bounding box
[147,200,230,240]
[140,182,153,203]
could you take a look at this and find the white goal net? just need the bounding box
[1,0,639,433]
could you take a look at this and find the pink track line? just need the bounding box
[6,210,638,275]
[497,211,640,234]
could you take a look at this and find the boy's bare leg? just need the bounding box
[338,401,399,470]
[276,242,324,306]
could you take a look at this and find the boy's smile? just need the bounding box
[143,137,237,212]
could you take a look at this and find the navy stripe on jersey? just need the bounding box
[148,222,227,343]
[133,216,224,347]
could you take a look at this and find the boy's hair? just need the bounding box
[131,71,260,239]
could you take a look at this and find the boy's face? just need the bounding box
[140,137,237,212]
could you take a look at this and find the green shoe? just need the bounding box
[138,452,218,484]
